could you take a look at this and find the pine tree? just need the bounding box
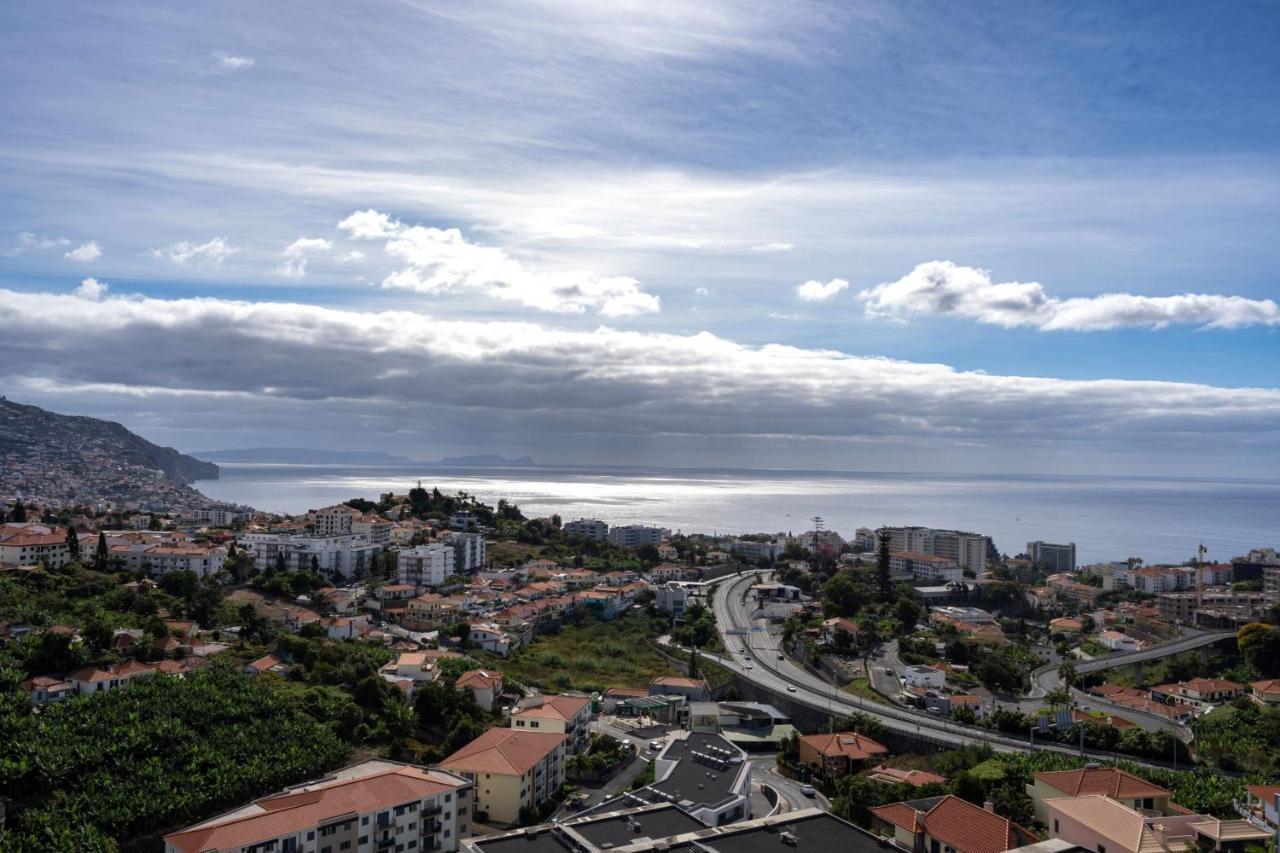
[65,525,80,563]
[95,530,108,571]
[875,529,893,602]
[11,502,27,523]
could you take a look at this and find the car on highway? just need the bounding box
[777,653,784,660]
[787,685,797,692]
[745,663,753,670]
[799,784,816,797]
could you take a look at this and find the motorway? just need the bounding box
[707,572,1195,767]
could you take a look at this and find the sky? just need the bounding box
[1,1,1278,475]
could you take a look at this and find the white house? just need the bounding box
[1097,630,1141,652]
[468,622,512,656]
[901,665,946,689]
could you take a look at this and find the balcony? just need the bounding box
[422,803,442,817]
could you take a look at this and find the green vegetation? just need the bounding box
[841,677,891,706]
[0,665,350,852]
[1192,696,1280,775]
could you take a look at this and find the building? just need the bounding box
[1027,768,1172,824]
[562,518,609,541]
[438,728,567,827]
[163,759,472,853]
[464,805,888,853]
[403,593,452,630]
[1046,574,1102,607]
[798,731,888,779]
[313,503,363,537]
[21,674,75,705]
[871,794,1035,853]
[1044,795,1268,853]
[67,659,156,695]
[891,551,963,584]
[468,622,514,657]
[867,766,947,788]
[397,543,456,588]
[456,669,504,712]
[607,525,667,549]
[1250,679,1280,706]
[240,532,377,579]
[1157,589,1266,626]
[901,665,946,689]
[1096,630,1140,652]
[445,532,487,574]
[0,524,72,568]
[653,582,688,616]
[1028,541,1077,573]
[728,538,786,562]
[192,507,249,527]
[649,675,711,702]
[1150,677,1243,710]
[144,543,228,578]
[510,694,593,752]
[880,527,991,573]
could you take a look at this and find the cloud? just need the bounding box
[693,287,712,297]
[862,261,1280,331]
[148,237,237,267]
[338,209,661,316]
[64,241,102,263]
[338,250,365,263]
[272,237,333,278]
[4,232,70,256]
[751,242,795,253]
[796,278,849,302]
[215,52,255,71]
[0,287,1276,470]
[72,277,108,300]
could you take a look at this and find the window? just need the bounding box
[362,816,369,825]
[409,843,417,850]
[308,832,315,841]
[444,829,451,838]
[359,837,368,845]
[1054,821,1059,834]
[341,843,351,851]
[459,825,467,835]
[458,807,467,816]
[445,793,452,802]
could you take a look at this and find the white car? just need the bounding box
[800,784,816,797]
[745,663,753,670]
[787,685,797,693]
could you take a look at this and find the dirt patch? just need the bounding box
[228,587,295,622]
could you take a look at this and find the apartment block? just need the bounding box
[439,729,566,827]
[444,532,486,574]
[562,518,608,541]
[1027,541,1077,573]
[164,760,472,853]
[606,525,667,549]
[880,526,991,573]
[396,543,456,588]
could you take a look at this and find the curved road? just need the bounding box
[707,572,1191,767]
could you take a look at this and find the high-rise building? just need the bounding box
[444,531,486,574]
[396,543,456,588]
[607,524,667,549]
[879,526,991,573]
[562,518,608,541]
[1027,541,1077,573]
[312,503,361,537]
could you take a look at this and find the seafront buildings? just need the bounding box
[879,526,991,573]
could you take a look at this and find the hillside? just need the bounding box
[0,397,219,510]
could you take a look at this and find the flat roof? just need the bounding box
[649,731,747,810]
[471,831,572,853]
[622,810,888,853]
[568,803,706,847]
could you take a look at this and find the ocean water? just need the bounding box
[194,464,1280,566]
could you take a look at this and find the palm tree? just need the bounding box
[1057,659,1078,690]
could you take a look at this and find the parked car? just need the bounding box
[800,784,816,797]
[649,740,665,752]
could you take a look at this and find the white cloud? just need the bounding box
[65,241,102,263]
[693,287,712,297]
[4,231,71,256]
[272,259,307,279]
[796,277,849,302]
[751,242,795,253]
[338,250,365,263]
[0,287,1275,467]
[283,237,333,257]
[215,52,255,71]
[339,209,661,316]
[861,261,1280,331]
[73,277,108,300]
[149,237,237,267]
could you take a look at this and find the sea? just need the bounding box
[193,464,1280,567]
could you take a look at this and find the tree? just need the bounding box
[875,529,893,602]
[822,571,868,618]
[1238,623,1280,677]
[94,530,108,571]
[688,646,700,678]
[10,502,27,522]
[64,525,80,563]
[274,552,287,576]
[1057,659,1078,689]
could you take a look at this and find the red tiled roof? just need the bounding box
[455,669,503,690]
[512,694,590,722]
[439,728,565,776]
[872,801,923,833]
[1034,767,1169,799]
[874,795,1031,853]
[801,731,888,761]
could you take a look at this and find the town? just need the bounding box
[2,485,1279,853]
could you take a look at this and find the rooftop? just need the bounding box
[440,727,565,776]
[1035,768,1170,800]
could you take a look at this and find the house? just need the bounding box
[22,674,75,705]
[1150,678,1243,710]
[1250,679,1280,706]
[1048,617,1084,635]
[1045,796,1268,853]
[1028,768,1172,824]
[872,794,1035,853]
[901,665,946,690]
[242,654,286,677]
[1097,630,1140,652]
[438,728,567,827]
[455,669,504,712]
[468,622,513,657]
[379,651,442,694]
[163,759,473,853]
[404,593,452,630]
[283,606,322,633]
[867,765,946,788]
[67,659,157,695]
[600,686,648,713]
[649,675,711,702]
[823,617,861,645]
[798,731,889,779]
[319,615,364,640]
[510,694,593,752]
[1244,785,1280,829]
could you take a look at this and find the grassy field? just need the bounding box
[841,677,892,706]
[480,611,685,693]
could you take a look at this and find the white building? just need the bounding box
[191,508,249,527]
[563,518,609,541]
[144,543,228,578]
[239,532,377,579]
[654,582,688,617]
[901,665,946,689]
[444,531,486,574]
[396,543,456,588]
[1097,630,1141,652]
[468,622,513,656]
[0,523,72,568]
[353,514,393,547]
[164,760,473,853]
[729,539,786,562]
[1027,541,1077,573]
[607,525,667,549]
[313,504,362,537]
[890,551,963,583]
[880,526,991,573]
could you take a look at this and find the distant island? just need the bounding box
[191,447,537,467]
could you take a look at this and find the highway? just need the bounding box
[706,572,1193,767]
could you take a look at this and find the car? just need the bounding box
[649,740,665,751]
[777,653,785,660]
[799,784,816,797]
[787,685,797,693]
[621,738,632,749]
[745,663,753,670]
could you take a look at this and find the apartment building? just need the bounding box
[1044,795,1268,853]
[240,532,377,579]
[313,504,362,537]
[144,543,228,578]
[1265,564,1280,608]
[562,518,608,541]
[1046,573,1102,606]
[0,523,72,568]
[654,582,688,616]
[192,508,249,527]
[444,532,486,574]
[728,538,786,562]
[1027,541,1077,573]
[606,524,667,548]
[510,694,593,752]
[439,729,566,827]
[396,543,456,588]
[890,551,963,583]
[163,760,473,853]
[880,526,991,573]
[1157,589,1264,626]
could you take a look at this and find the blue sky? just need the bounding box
[1,2,1278,472]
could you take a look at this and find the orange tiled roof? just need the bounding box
[800,731,888,761]
[513,694,590,722]
[1034,767,1169,799]
[439,728,565,776]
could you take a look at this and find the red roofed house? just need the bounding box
[1251,679,1280,707]
[867,765,947,788]
[799,731,889,779]
[455,669,504,711]
[510,693,593,752]
[68,659,157,695]
[1027,767,1172,823]
[871,794,1035,853]
[438,728,567,826]
[1150,678,1244,710]
[242,654,285,677]
[649,675,711,702]
[163,759,472,853]
[22,674,75,705]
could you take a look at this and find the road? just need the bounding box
[706,572,1191,767]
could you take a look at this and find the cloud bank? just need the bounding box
[0,287,1275,466]
[862,261,1280,331]
[338,210,661,317]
